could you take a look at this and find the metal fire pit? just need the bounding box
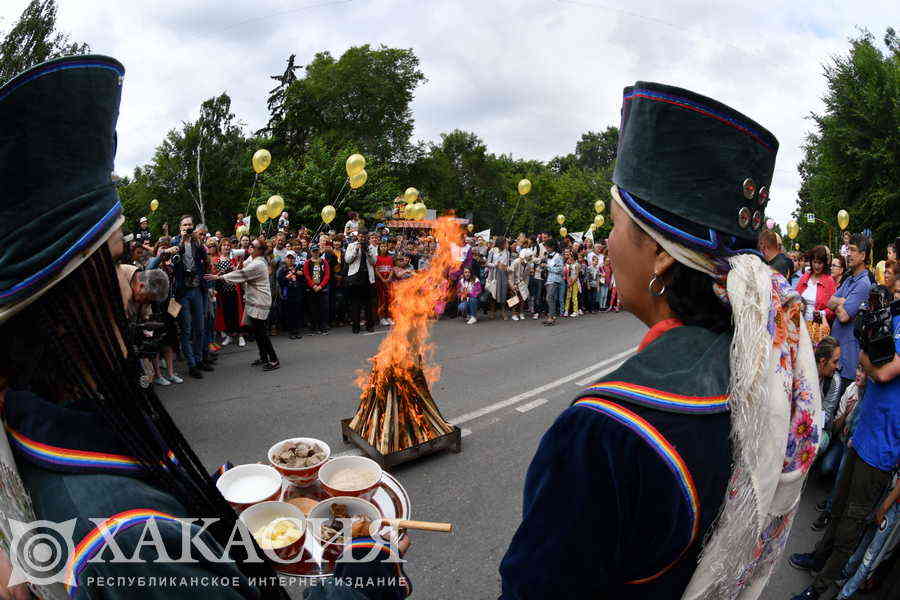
[340,418,462,469]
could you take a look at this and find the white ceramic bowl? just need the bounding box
[239,501,307,560]
[216,463,282,513]
[308,496,382,561]
[267,437,331,487]
[318,456,382,500]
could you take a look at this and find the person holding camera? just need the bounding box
[345,230,378,333]
[790,284,900,598]
[162,214,215,379]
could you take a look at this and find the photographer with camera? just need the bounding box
[789,238,898,600]
[827,234,873,395]
[345,229,378,333]
[162,215,215,379]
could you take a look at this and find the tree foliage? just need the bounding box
[122,44,618,239]
[794,29,900,255]
[0,0,89,83]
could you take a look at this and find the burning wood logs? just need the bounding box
[348,365,454,456]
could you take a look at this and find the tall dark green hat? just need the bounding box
[612,81,778,254]
[0,55,125,322]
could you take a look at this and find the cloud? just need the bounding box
[9,0,897,226]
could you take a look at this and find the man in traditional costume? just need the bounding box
[500,82,821,599]
[0,55,288,599]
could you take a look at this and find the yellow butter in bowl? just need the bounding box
[253,517,303,549]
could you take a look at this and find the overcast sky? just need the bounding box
[5,0,898,226]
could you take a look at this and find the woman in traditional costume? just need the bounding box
[500,82,821,600]
[0,56,287,599]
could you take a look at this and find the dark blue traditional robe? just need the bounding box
[500,321,733,599]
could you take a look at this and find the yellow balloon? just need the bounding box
[556,214,565,225]
[252,149,271,174]
[594,214,605,228]
[149,199,159,212]
[350,170,368,190]
[266,195,285,219]
[346,153,366,178]
[256,204,269,223]
[321,205,336,224]
[876,260,886,285]
[787,219,799,240]
[794,243,800,251]
[418,203,428,220]
[467,223,474,232]
[594,200,605,214]
[517,179,532,196]
[837,209,850,231]
[404,187,419,204]
[589,223,596,232]
[559,227,568,238]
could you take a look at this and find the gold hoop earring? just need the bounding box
[648,272,666,297]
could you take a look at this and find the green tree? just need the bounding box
[124,93,253,235]
[271,45,426,164]
[575,127,619,173]
[0,0,89,82]
[794,29,900,255]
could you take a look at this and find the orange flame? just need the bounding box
[355,217,465,394]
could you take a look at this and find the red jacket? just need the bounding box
[796,272,837,320]
[303,258,331,289]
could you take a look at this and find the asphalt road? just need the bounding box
[159,312,828,600]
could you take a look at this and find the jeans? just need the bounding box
[176,287,205,367]
[838,502,900,599]
[545,282,560,318]
[282,293,303,333]
[557,280,567,315]
[821,439,845,479]
[458,298,478,318]
[825,446,851,514]
[528,277,542,313]
[812,448,894,593]
[598,284,609,309]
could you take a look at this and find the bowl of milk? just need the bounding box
[216,463,283,513]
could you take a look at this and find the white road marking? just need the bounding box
[575,359,631,386]
[515,398,548,413]
[448,347,637,427]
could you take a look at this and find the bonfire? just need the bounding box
[348,217,462,456]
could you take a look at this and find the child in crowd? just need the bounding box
[563,251,580,317]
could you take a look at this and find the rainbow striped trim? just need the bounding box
[573,398,700,583]
[347,537,394,557]
[64,509,181,594]
[583,381,729,414]
[624,89,774,152]
[5,424,141,472]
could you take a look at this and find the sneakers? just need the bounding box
[532,313,539,320]
[816,499,828,512]
[811,512,830,532]
[154,376,171,386]
[466,316,477,325]
[320,329,330,335]
[789,552,825,573]
[386,318,395,325]
[263,361,280,371]
[221,335,232,346]
[511,315,520,321]
[238,336,246,347]
[561,311,569,318]
[380,318,389,326]
[188,366,204,379]
[166,373,184,384]
[789,586,821,600]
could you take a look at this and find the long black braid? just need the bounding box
[2,245,288,598]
